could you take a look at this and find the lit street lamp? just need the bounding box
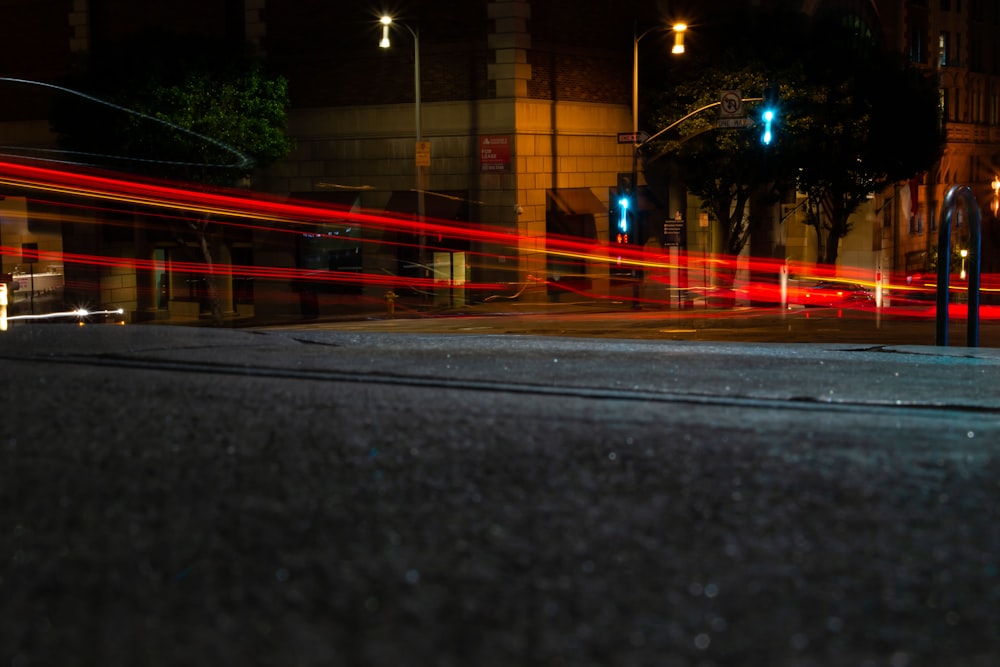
[632,22,686,138]
[631,21,686,208]
[629,21,685,307]
[379,15,427,280]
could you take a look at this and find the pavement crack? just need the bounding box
[838,344,994,361]
[288,336,342,347]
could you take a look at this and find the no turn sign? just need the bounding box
[719,90,743,118]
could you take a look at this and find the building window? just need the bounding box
[909,27,926,64]
[939,31,950,67]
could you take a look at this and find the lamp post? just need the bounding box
[632,22,685,138]
[380,15,427,281]
[631,21,685,306]
[631,21,686,211]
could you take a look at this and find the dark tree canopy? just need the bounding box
[52,29,293,186]
[50,30,294,325]
[645,7,808,257]
[644,5,944,265]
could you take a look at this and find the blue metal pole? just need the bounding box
[935,185,982,347]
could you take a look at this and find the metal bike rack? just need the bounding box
[935,185,982,347]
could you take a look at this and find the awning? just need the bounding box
[384,190,468,221]
[547,188,605,216]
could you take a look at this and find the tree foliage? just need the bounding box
[52,30,293,185]
[787,15,944,264]
[648,68,782,257]
[644,6,944,265]
[51,30,294,324]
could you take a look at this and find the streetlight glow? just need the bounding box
[379,16,393,47]
[672,23,687,54]
[375,14,427,282]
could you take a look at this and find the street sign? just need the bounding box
[717,118,754,129]
[415,141,431,167]
[617,131,649,144]
[719,90,744,118]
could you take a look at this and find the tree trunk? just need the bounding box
[805,198,826,265]
[708,193,751,308]
[712,258,738,308]
[823,228,841,265]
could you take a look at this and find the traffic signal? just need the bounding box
[761,84,779,145]
[614,194,632,244]
[613,175,634,244]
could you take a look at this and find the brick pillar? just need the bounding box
[488,0,531,98]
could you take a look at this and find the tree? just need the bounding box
[643,7,807,301]
[52,30,294,323]
[645,7,810,253]
[787,17,944,264]
[647,68,786,258]
[644,6,944,269]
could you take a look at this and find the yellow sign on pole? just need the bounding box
[415,141,431,167]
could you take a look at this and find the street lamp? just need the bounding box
[633,22,686,138]
[379,15,427,280]
[671,23,687,55]
[629,21,686,306]
[631,21,686,205]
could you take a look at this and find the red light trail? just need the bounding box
[1,158,997,323]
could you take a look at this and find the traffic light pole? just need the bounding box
[630,144,642,308]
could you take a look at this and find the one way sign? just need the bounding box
[617,131,650,144]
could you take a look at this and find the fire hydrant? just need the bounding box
[384,290,398,318]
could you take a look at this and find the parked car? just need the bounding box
[801,281,875,308]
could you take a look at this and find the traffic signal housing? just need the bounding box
[613,174,635,244]
[761,84,779,145]
[614,194,632,244]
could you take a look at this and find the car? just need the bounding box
[801,281,875,308]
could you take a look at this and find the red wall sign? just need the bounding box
[479,135,511,173]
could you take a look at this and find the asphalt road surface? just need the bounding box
[280,303,1000,347]
[2,324,999,666]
